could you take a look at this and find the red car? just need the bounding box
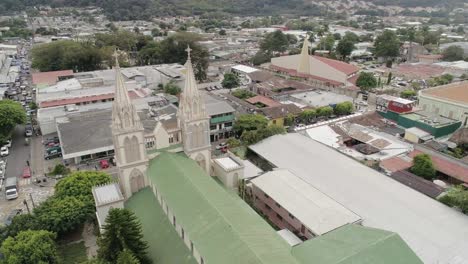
[99,160,109,169]
[22,167,31,178]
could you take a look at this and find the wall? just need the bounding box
[419,95,468,127]
[252,184,314,240]
[96,200,124,231]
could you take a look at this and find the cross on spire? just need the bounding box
[186,45,192,61]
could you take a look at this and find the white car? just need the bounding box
[215,142,228,150]
[0,146,9,157]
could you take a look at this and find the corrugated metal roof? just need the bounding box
[292,224,423,264]
[147,152,300,264]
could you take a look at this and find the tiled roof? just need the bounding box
[32,70,74,85]
[422,81,468,105]
[245,95,281,107]
[259,104,302,119]
[409,150,468,183]
[380,156,412,173]
[313,55,360,75]
[390,170,444,199]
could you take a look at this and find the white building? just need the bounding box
[92,182,125,231]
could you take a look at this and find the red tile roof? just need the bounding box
[32,70,74,86]
[270,65,343,86]
[40,90,139,108]
[245,95,281,107]
[313,55,360,75]
[380,149,468,184]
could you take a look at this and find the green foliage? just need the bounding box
[163,81,182,95]
[219,29,226,36]
[231,89,255,99]
[299,109,317,123]
[410,154,436,180]
[336,39,356,60]
[374,30,400,59]
[285,20,319,31]
[54,171,112,203]
[33,196,92,235]
[0,18,32,38]
[0,214,40,241]
[51,164,70,176]
[428,74,453,87]
[240,124,286,145]
[334,101,354,115]
[226,138,241,148]
[138,32,209,81]
[251,51,272,65]
[0,230,59,264]
[29,102,38,110]
[222,73,240,89]
[0,100,26,145]
[35,27,58,36]
[117,249,141,264]
[343,31,360,43]
[233,114,269,136]
[284,113,295,126]
[97,208,150,264]
[260,30,289,54]
[318,34,335,51]
[316,106,334,117]
[356,72,378,91]
[400,90,417,98]
[442,45,465,62]
[32,41,107,72]
[58,241,88,264]
[439,186,468,214]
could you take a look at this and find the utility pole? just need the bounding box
[23,199,30,214]
[29,193,35,208]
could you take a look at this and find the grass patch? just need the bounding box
[58,241,88,264]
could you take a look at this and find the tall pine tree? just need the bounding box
[97,208,150,264]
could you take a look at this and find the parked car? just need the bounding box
[46,146,61,154]
[45,150,62,160]
[0,146,9,157]
[5,139,12,148]
[100,160,109,169]
[43,137,59,145]
[22,167,31,178]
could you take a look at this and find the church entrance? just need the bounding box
[130,169,145,194]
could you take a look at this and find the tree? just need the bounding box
[260,30,289,54]
[374,30,400,66]
[219,29,226,35]
[0,214,40,241]
[319,34,335,51]
[284,113,295,126]
[97,208,150,264]
[336,39,355,60]
[251,51,272,65]
[333,33,341,41]
[400,90,417,98]
[151,28,161,37]
[411,154,436,180]
[231,89,255,99]
[316,106,334,117]
[286,34,298,44]
[0,230,59,264]
[343,31,360,43]
[0,100,26,144]
[117,249,140,264]
[439,186,468,214]
[222,73,240,89]
[233,114,268,136]
[54,171,112,202]
[442,45,464,62]
[51,163,70,176]
[163,81,182,95]
[299,109,316,123]
[240,124,285,145]
[356,72,377,92]
[334,101,354,115]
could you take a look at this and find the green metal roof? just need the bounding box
[125,188,197,264]
[147,152,300,264]
[292,224,423,264]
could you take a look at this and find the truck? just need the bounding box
[5,177,18,200]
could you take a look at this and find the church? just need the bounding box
[92,48,422,264]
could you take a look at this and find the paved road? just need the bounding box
[4,125,30,181]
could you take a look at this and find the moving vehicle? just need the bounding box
[5,177,18,200]
[0,146,9,156]
[22,167,31,178]
[25,129,33,137]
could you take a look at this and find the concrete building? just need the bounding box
[92,182,125,231]
[249,133,468,264]
[270,38,360,90]
[204,94,236,142]
[419,81,468,127]
[211,154,244,189]
[251,169,361,239]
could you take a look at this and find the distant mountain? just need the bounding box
[1,0,466,19]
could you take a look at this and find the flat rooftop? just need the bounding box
[401,111,460,127]
[252,169,361,236]
[290,90,352,108]
[421,81,468,105]
[92,182,124,207]
[214,157,242,171]
[249,133,468,264]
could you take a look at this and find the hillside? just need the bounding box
[1,0,466,20]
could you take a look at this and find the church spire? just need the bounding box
[178,45,207,121]
[112,50,142,131]
[297,36,311,75]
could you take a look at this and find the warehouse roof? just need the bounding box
[251,169,361,236]
[147,152,300,264]
[421,81,468,105]
[249,133,468,264]
[292,224,423,264]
